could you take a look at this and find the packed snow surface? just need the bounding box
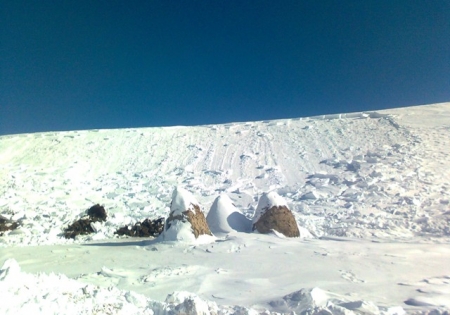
[159,217,197,243]
[1,102,450,314]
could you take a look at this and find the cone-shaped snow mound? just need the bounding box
[169,187,200,216]
[160,187,213,243]
[206,194,252,234]
[253,191,300,237]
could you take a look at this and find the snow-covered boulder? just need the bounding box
[253,192,300,237]
[206,194,251,234]
[161,187,213,242]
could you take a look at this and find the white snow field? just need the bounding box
[1,102,450,314]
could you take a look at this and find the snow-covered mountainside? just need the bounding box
[1,102,450,314]
[1,103,449,245]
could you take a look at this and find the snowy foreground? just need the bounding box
[1,103,450,314]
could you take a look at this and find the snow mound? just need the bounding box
[164,291,220,314]
[206,194,252,234]
[160,187,214,243]
[1,258,152,314]
[169,187,200,216]
[269,287,406,315]
[0,259,270,315]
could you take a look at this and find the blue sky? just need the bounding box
[1,1,449,135]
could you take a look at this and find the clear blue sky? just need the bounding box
[1,1,449,135]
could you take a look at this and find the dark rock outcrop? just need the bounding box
[253,205,300,237]
[63,218,94,239]
[0,215,19,236]
[115,218,165,237]
[253,192,300,237]
[63,204,107,239]
[87,204,107,221]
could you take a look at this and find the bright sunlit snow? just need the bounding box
[169,186,200,216]
[1,103,450,314]
[206,193,251,235]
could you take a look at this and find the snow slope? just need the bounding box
[1,102,450,314]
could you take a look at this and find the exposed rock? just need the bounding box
[253,205,300,237]
[162,187,212,241]
[63,218,94,239]
[0,215,19,236]
[166,203,212,238]
[115,218,164,237]
[87,204,107,221]
[63,204,107,239]
[253,192,300,237]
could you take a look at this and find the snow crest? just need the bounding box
[170,187,200,216]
